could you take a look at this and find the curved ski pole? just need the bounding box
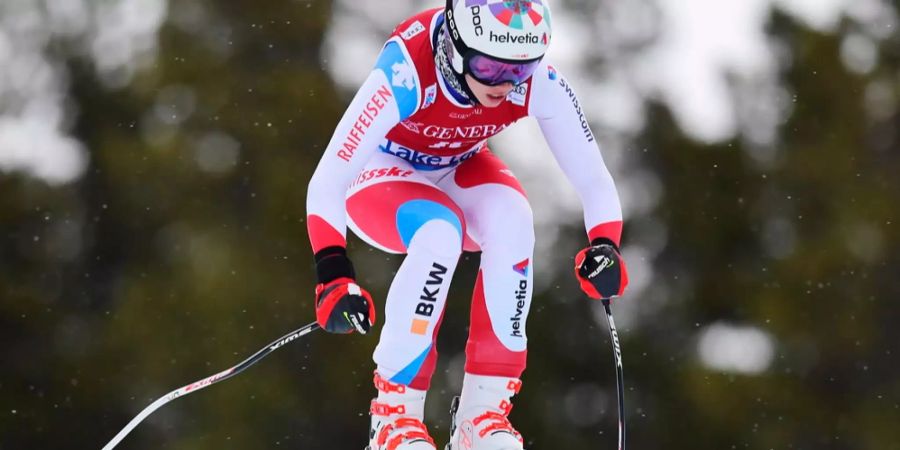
[102,321,321,450]
[602,299,625,450]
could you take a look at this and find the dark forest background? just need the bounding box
[1,0,899,449]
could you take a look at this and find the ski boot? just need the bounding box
[446,374,524,450]
[366,371,436,450]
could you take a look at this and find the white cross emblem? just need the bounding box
[391,61,415,90]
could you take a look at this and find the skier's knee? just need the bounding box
[398,201,464,258]
[479,199,535,252]
[406,219,463,258]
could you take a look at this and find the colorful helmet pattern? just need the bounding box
[445,0,553,74]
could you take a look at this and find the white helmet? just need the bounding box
[444,0,552,86]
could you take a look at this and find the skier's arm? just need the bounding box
[307,37,422,255]
[307,74,401,253]
[306,38,422,332]
[528,65,623,246]
[529,65,628,300]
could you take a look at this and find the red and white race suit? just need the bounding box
[307,8,623,390]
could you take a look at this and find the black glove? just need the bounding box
[314,247,375,334]
[574,238,629,301]
[315,277,375,334]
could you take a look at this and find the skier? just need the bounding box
[307,1,628,449]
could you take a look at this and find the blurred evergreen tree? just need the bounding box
[0,1,898,450]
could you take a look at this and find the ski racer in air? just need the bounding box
[306,1,628,449]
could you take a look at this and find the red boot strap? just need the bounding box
[374,371,407,394]
[506,379,522,394]
[499,400,514,416]
[371,400,406,416]
[377,423,396,446]
[387,430,435,450]
[377,418,434,449]
[473,411,521,439]
[473,411,508,426]
[394,418,428,430]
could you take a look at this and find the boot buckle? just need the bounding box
[371,400,406,416]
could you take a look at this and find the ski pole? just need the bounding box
[602,299,625,450]
[102,321,321,450]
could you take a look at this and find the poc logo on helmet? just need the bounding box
[471,5,483,36]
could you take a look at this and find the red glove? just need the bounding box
[315,277,376,334]
[574,240,628,300]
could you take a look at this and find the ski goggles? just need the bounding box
[466,53,542,86]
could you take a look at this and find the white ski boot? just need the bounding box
[446,374,524,450]
[366,371,436,450]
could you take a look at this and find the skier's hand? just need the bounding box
[574,239,628,301]
[315,277,376,334]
